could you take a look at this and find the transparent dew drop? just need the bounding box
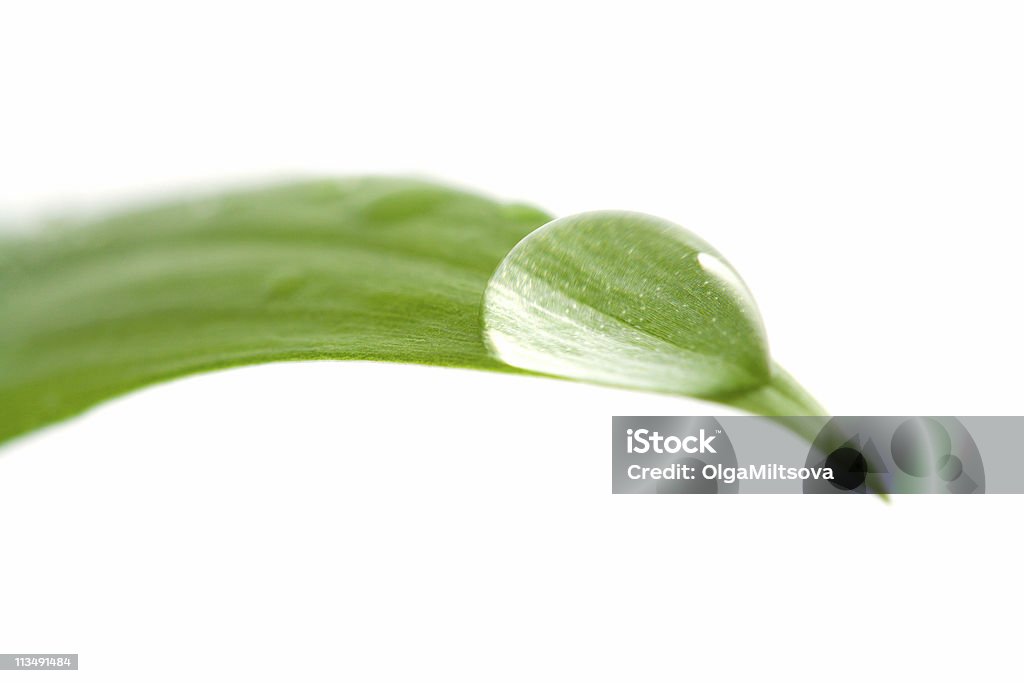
[482,211,772,397]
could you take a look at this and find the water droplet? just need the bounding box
[481,211,771,397]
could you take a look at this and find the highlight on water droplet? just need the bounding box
[481,211,772,398]
[696,252,756,306]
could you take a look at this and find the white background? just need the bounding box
[1,1,1022,681]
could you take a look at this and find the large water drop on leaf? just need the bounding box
[482,211,772,397]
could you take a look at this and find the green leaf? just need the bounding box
[0,177,823,447]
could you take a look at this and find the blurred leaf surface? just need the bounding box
[0,179,550,443]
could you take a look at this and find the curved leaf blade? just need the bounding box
[0,178,825,449]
